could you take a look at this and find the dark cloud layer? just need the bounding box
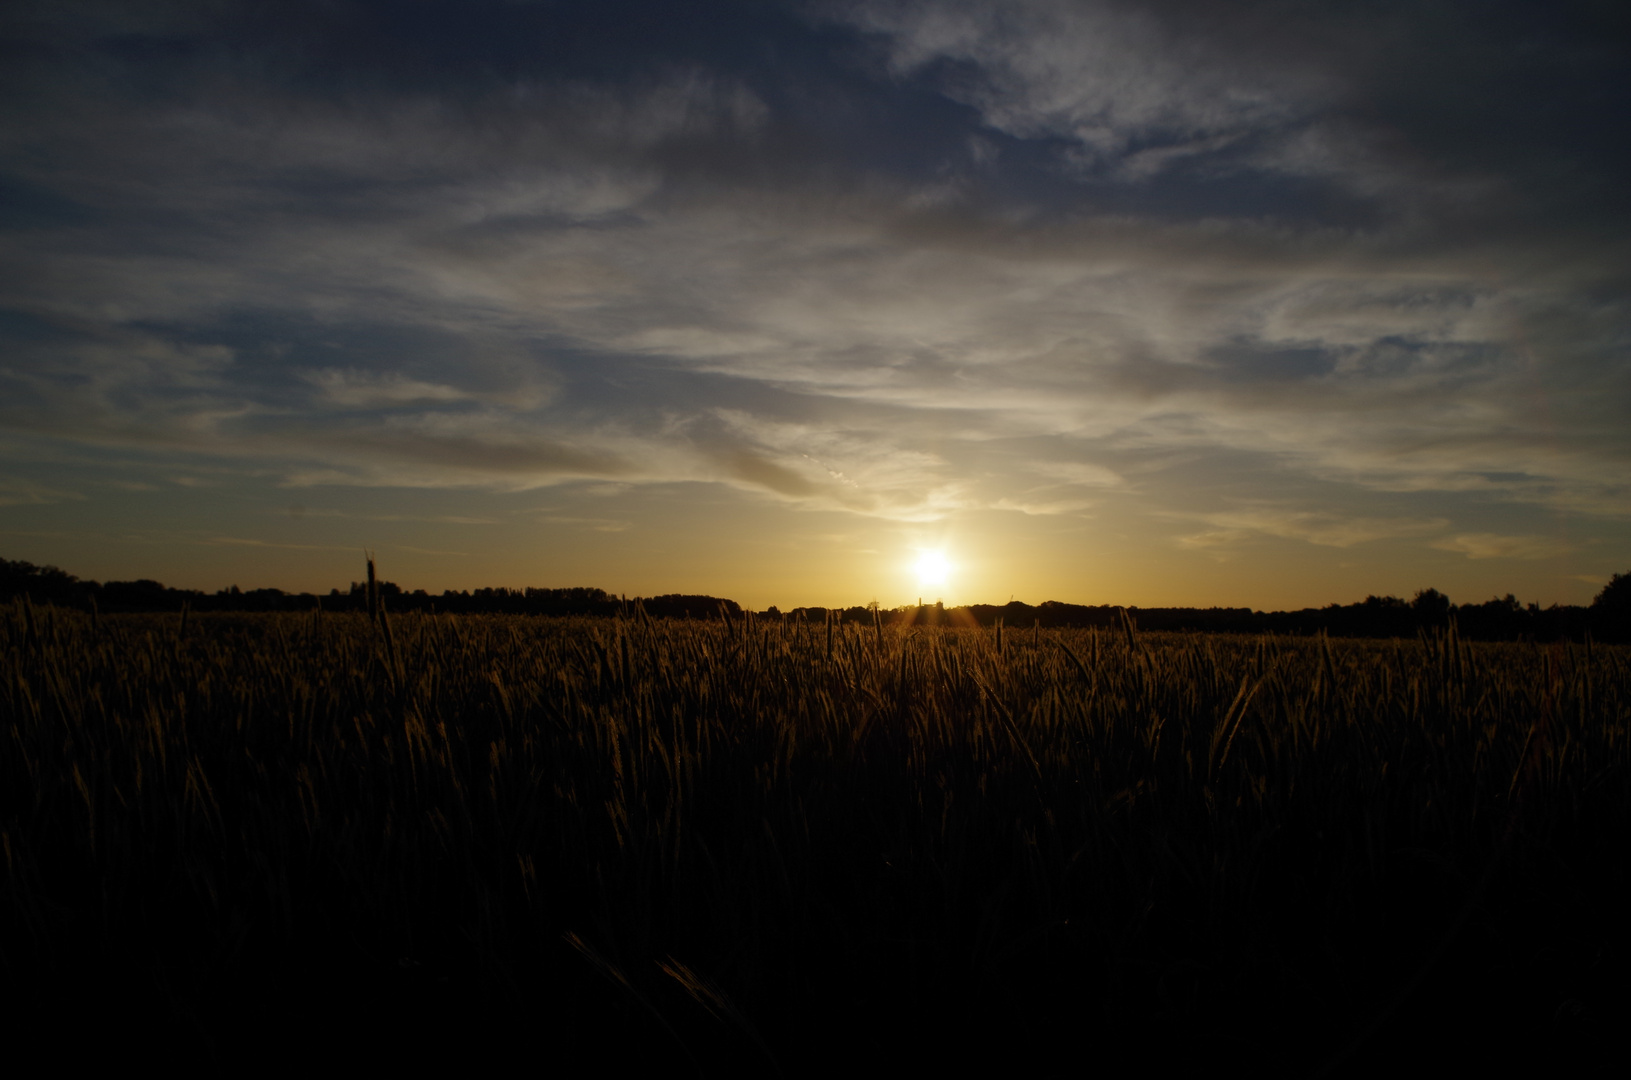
[1,0,1627,596]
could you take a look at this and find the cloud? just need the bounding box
[992,495,1095,516]
[1176,528,1252,549]
[290,424,637,485]
[2,174,1623,525]
[1180,509,1449,549]
[291,508,501,525]
[304,371,478,408]
[828,0,1321,171]
[1028,462,1123,487]
[0,0,1625,561]
[716,449,821,498]
[531,516,631,534]
[0,479,83,506]
[1431,534,1575,561]
[205,537,354,552]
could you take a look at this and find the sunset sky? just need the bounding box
[2,1,1627,609]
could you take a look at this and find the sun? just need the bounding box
[914,550,952,592]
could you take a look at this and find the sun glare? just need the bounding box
[914,550,952,592]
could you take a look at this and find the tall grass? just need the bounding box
[2,597,1626,1071]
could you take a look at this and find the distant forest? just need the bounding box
[3,557,1628,643]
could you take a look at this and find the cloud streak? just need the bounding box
[1431,534,1576,561]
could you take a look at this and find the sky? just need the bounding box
[1,0,1628,609]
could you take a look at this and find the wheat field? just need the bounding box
[2,594,1626,1072]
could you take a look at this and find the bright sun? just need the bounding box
[914,550,952,591]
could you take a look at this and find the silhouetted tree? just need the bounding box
[0,559,88,605]
[1593,572,1631,641]
[1593,573,1631,611]
[1412,587,1452,623]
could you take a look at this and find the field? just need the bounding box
[3,598,1627,1073]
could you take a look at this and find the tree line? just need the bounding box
[2,556,1627,642]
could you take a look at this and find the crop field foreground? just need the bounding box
[2,601,1627,1073]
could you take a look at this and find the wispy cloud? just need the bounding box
[1179,510,1449,549]
[828,0,1324,174]
[205,537,356,552]
[532,516,631,533]
[992,495,1096,516]
[305,371,479,408]
[289,508,501,525]
[1431,534,1575,561]
[0,479,82,506]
